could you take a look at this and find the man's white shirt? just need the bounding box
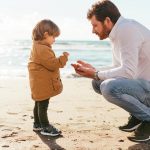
[97,16,150,81]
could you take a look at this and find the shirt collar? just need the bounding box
[109,16,124,41]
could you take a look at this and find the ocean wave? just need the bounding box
[0,39,112,77]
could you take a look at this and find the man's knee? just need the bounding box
[100,78,118,101]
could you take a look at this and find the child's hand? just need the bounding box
[63,52,69,57]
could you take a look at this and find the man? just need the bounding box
[72,0,150,143]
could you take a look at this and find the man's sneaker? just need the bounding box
[128,121,150,143]
[40,124,62,137]
[119,115,141,132]
[33,123,42,131]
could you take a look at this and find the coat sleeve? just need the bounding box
[37,47,68,71]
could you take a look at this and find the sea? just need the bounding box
[0,39,112,78]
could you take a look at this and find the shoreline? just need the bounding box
[0,77,150,149]
[0,72,82,79]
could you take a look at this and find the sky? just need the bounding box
[0,0,149,41]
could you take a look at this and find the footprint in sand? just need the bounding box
[15,127,21,130]
[7,112,18,115]
[1,131,18,138]
[30,116,34,119]
[2,128,13,131]
[0,125,4,128]
[14,136,36,142]
[2,145,9,148]
[32,145,39,148]
[56,110,63,113]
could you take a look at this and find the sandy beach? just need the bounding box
[0,77,150,150]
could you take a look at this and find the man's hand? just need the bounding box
[71,63,84,74]
[76,66,96,78]
[71,61,96,79]
[77,60,95,69]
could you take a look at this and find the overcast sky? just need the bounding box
[0,0,149,40]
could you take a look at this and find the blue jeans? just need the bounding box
[92,78,150,121]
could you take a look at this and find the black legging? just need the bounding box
[33,99,49,127]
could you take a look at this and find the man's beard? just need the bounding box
[99,24,111,40]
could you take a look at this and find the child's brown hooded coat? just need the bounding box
[28,41,68,101]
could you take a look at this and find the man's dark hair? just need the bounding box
[87,0,121,24]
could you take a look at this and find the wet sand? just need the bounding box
[0,77,150,150]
